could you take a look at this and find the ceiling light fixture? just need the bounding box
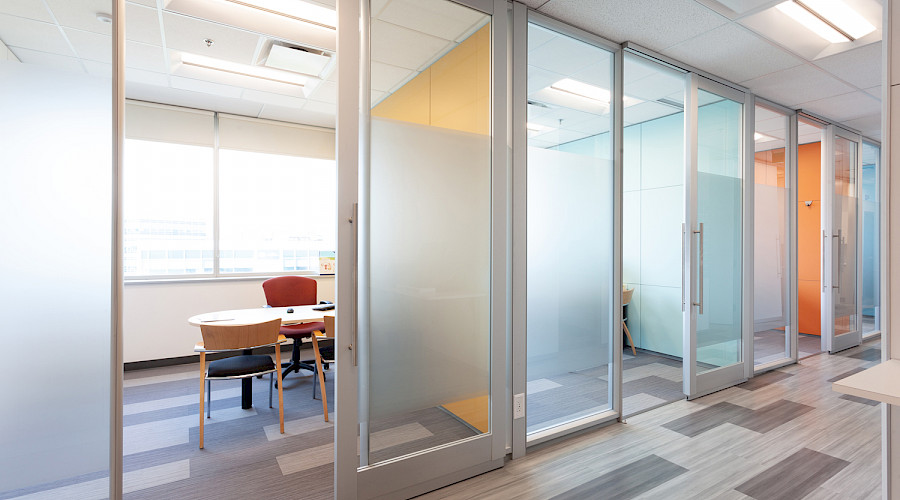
[550,78,643,107]
[754,132,778,142]
[96,13,113,24]
[526,122,553,133]
[265,44,332,77]
[776,0,874,43]
[180,52,308,87]
[223,0,336,29]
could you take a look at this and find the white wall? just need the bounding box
[124,276,334,362]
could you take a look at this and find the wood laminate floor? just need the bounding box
[420,339,882,500]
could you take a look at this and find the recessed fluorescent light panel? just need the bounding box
[754,132,777,142]
[224,0,336,29]
[180,52,308,88]
[265,44,332,77]
[549,78,643,107]
[526,122,553,133]
[776,0,875,43]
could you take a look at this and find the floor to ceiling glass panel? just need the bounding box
[525,22,615,435]
[861,141,880,336]
[620,53,686,417]
[753,105,791,366]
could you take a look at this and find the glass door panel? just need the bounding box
[336,0,505,497]
[824,127,862,352]
[684,77,747,398]
[752,104,795,369]
[525,20,615,438]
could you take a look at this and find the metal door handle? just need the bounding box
[832,230,841,289]
[822,231,827,291]
[350,202,358,366]
[692,223,704,314]
[682,223,686,311]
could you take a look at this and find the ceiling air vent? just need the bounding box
[264,43,332,78]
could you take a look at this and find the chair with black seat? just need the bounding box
[196,318,285,449]
[262,276,330,383]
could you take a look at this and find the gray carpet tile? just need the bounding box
[549,454,687,500]
[847,348,882,362]
[737,369,794,391]
[735,448,850,500]
[827,367,868,383]
[729,399,815,434]
[661,402,754,438]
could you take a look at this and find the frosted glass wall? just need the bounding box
[0,60,112,492]
[861,141,880,335]
[525,21,614,435]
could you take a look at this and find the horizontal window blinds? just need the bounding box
[125,101,214,147]
[218,114,335,160]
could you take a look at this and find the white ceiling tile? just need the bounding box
[242,89,306,108]
[127,0,158,7]
[376,0,485,42]
[371,61,412,92]
[539,0,728,49]
[64,28,112,63]
[308,80,337,104]
[126,67,169,87]
[738,8,832,61]
[797,91,881,123]
[741,64,856,107]
[0,14,74,56]
[6,46,83,73]
[0,1,53,23]
[125,3,163,46]
[813,42,883,90]
[370,19,453,70]
[520,0,551,8]
[126,41,166,72]
[864,86,881,99]
[624,71,685,102]
[170,75,244,98]
[664,23,803,83]
[45,0,113,34]
[623,101,682,125]
[83,59,111,78]
[842,114,882,140]
[303,100,336,115]
[162,11,260,64]
[526,65,565,94]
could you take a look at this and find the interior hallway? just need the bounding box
[421,338,882,500]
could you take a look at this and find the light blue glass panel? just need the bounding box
[861,142,879,334]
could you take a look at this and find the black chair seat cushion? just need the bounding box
[207,354,275,378]
[280,321,326,339]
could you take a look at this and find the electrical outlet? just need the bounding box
[513,393,525,419]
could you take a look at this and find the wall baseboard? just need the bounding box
[124,343,302,371]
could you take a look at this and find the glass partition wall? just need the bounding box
[0,0,115,497]
[525,19,617,438]
[752,103,796,369]
[620,53,687,416]
[861,140,881,337]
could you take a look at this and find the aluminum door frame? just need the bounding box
[821,125,864,354]
[335,0,509,498]
[683,74,751,399]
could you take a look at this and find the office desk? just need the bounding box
[189,305,334,409]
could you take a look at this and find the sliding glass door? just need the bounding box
[335,0,507,497]
[822,126,862,353]
[683,75,749,398]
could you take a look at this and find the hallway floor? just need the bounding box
[422,339,882,500]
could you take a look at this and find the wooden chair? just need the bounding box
[196,318,286,449]
[623,287,637,356]
[310,315,335,421]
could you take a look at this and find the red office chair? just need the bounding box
[262,276,328,384]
